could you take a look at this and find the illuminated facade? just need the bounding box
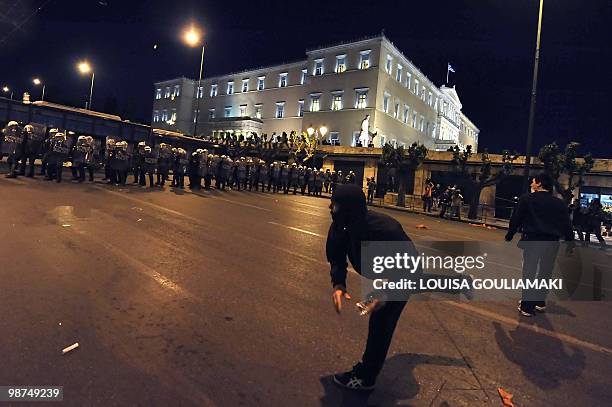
[152,34,479,151]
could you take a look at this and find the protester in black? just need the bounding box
[326,184,472,391]
[505,173,574,317]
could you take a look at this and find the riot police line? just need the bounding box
[1,120,359,193]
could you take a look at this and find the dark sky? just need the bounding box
[1,0,611,157]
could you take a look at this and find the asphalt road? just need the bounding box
[0,174,611,407]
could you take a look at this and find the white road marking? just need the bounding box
[268,221,324,237]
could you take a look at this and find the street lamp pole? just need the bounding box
[88,72,95,110]
[193,45,204,138]
[522,0,544,193]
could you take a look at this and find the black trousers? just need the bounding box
[367,190,374,203]
[358,300,407,383]
[77,164,94,182]
[520,240,560,312]
[21,154,38,177]
[585,226,606,248]
[139,169,155,187]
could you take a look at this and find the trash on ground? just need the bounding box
[62,342,79,355]
[416,224,429,229]
[61,224,71,227]
[137,218,142,222]
[497,387,515,407]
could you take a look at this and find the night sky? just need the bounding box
[1,0,611,157]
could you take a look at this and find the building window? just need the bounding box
[173,85,181,98]
[310,95,320,112]
[279,73,288,88]
[242,79,249,92]
[164,87,171,98]
[386,55,393,74]
[210,84,217,97]
[275,102,285,118]
[391,139,397,148]
[331,93,343,111]
[434,98,438,111]
[257,76,265,90]
[314,59,324,76]
[329,131,340,145]
[403,105,410,124]
[224,106,232,118]
[240,104,247,117]
[170,109,177,123]
[196,86,203,99]
[396,65,402,82]
[412,111,418,128]
[298,100,304,117]
[193,109,200,123]
[394,102,400,119]
[420,116,425,132]
[414,79,419,94]
[153,110,159,122]
[155,88,162,100]
[379,135,386,147]
[383,93,390,113]
[421,87,426,101]
[355,89,368,109]
[359,50,371,69]
[301,69,307,85]
[254,104,263,119]
[161,109,168,121]
[406,73,412,89]
[335,55,346,73]
[208,109,215,119]
[226,81,234,95]
[428,92,433,106]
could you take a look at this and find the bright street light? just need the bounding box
[2,85,13,100]
[183,26,202,47]
[319,126,328,138]
[77,61,95,109]
[33,78,45,101]
[182,24,205,138]
[307,125,315,137]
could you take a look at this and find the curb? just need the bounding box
[367,202,509,230]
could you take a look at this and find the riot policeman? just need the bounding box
[72,135,95,182]
[280,162,290,194]
[104,138,116,183]
[307,168,316,196]
[156,143,172,187]
[298,165,307,195]
[188,150,201,189]
[197,149,211,190]
[257,159,268,192]
[141,145,158,187]
[111,141,130,185]
[174,148,189,188]
[324,168,331,193]
[132,141,146,184]
[315,169,324,196]
[289,163,299,194]
[45,130,72,182]
[236,157,247,191]
[21,123,47,178]
[2,121,25,178]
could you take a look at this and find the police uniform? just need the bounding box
[156,143,172,187]
[2,121,25,178]
[22,123,47,178]
[141,145,158,187]
[72,135,95,182]
[45,131,72,182]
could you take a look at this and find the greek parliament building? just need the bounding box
[152,34,479,151]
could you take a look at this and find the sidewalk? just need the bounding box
[367,200,510,230]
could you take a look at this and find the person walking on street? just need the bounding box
[505,173,575,317]
[450,189,463,220]
[422,180,433,212]
[367,177,376,204]
[585,198,607,249]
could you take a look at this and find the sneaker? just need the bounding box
[517,304,535,317]
[332,369,375,391]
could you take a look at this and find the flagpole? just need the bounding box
[446,67,450,84]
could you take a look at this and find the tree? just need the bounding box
[382,142,428,207]
[538,141,594,203]
[449,145,518,219]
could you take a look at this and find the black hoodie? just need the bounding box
[326,184,413,289]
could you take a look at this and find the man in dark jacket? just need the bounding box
[326,184,471,391]
[505,173,574,316]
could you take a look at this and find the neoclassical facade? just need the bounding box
[152,34,479,151]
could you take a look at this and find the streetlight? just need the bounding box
[33,78,45,101]
[182,25,205,138]
[2,86,13,100]
[77,61,95,110]
[307,125,315,137]
[522,0,545,193]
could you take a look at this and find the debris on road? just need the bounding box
[62,342,79,355]
[497,387,515,407]
[61,224,71,227]
[416,224,429,229]
[137,218,142,222]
